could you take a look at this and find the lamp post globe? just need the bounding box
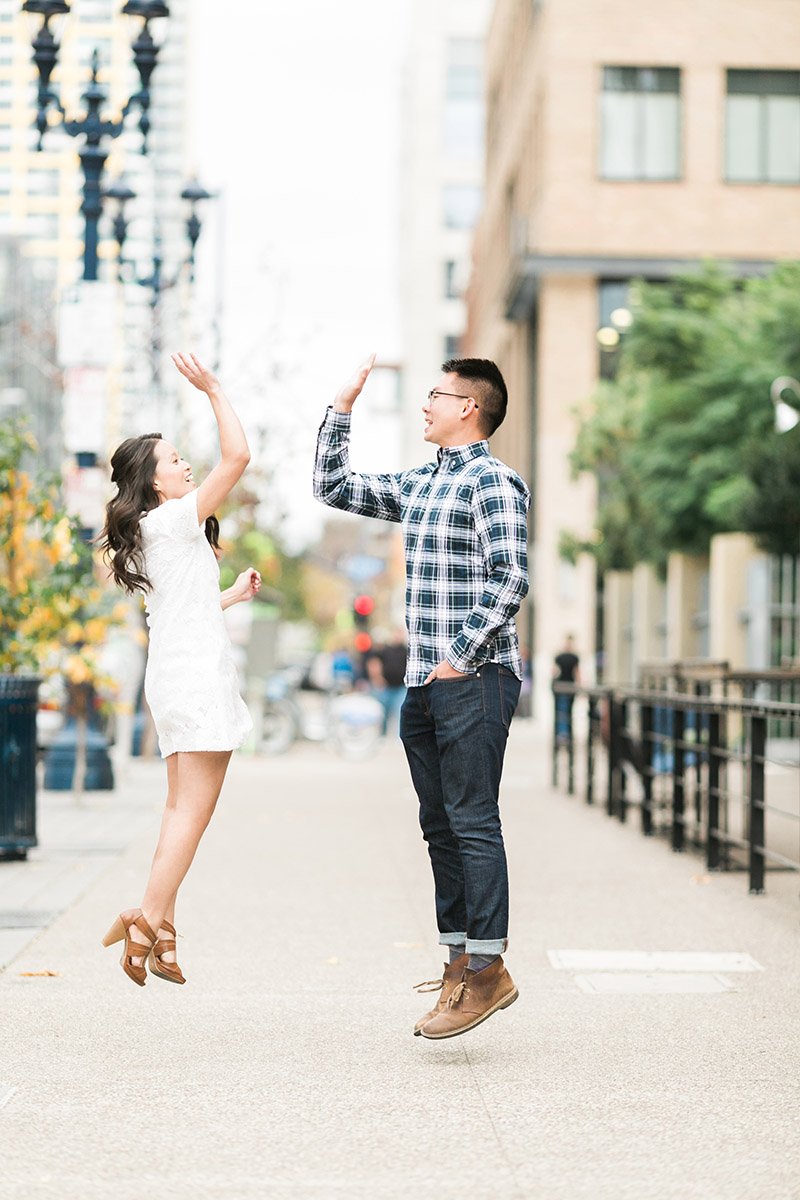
[181,178,213,275]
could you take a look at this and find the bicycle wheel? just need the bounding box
[258,703,297,755]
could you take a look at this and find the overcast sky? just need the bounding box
[188,0,411,547]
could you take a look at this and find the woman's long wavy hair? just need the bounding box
[99,433,220,595]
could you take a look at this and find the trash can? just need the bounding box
[0,674,41,859]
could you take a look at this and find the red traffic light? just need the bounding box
[354,594,374,616]
[354,632,372,653]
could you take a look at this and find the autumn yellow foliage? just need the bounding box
[1,420,123,690]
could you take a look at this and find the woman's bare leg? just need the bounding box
[125,750,231,959]
[149,754,179,961]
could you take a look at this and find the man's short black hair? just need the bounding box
[441,357,508,437]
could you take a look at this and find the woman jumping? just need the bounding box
[99,353,260,986]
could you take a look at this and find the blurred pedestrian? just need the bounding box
[552,634,580,743]
[315,354,529,1039]
[366,631,407,735]
[98,353,261,987]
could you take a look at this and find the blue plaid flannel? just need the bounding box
[313,408,530,687]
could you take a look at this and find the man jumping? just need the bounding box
[313,355,529,1039]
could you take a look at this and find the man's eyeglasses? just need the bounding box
[427,389,478,408]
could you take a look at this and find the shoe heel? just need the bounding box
[499,988,519,1010]
[101,915,127,947]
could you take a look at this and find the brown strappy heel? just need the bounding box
[101,909,157,987]
[147,919,186,985]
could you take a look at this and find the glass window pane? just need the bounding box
[638,67,680,94]
[444,98,484,157]
[766,95,800,182]
[603,66,638,92]
[642,93,680,178]
[604,66,679,94]
[26,212,58,238]
[447,39,482,99]
[726,95,761,181]
[443,184,482,229]
[27,168,60,196]
[600,92,638,178]
[728,69,800,96]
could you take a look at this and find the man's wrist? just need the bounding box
[446,646,473,674]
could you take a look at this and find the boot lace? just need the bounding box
[413,977,444,994]
[446,980,469,1009]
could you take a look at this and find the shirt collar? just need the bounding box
[435,440,490,472]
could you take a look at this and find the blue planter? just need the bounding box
[0,675,41,859]
[43,721,114,791]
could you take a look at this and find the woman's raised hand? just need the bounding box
[172,352,220,395]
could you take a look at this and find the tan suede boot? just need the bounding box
[419,956,518,1039]
[412,953,469,1036]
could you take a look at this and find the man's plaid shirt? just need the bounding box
[313,408,530,687]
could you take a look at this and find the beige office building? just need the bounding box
[467,0,800,715]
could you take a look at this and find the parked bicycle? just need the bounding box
[257,668,384,759]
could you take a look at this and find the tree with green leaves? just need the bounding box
[564,262,800,570]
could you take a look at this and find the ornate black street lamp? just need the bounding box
[108,176,213,291]
[107,177,213,383]
[22,0,170,282]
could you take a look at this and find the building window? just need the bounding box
[600,66,681,181]
[0,168,10,196]
[726,70,800,183]
[444,334,462,359]
[444,38,484,158]
[78,0,113,20]
[26,168,60,196]
[444,260,459,299]
[597,279,635,380]
[443,184,482,229]
[26,212,59,239]
[0,36,13,65]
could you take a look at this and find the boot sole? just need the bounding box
[419,987,518,1040]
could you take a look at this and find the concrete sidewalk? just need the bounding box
[1,722,798,1199]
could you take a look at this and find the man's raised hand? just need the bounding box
[333,353,376,413]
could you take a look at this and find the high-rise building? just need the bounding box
[467,0,800,715]
[400,0,492,466]
[0,0,195,458]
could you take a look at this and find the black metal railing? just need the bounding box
[552,682,800,895]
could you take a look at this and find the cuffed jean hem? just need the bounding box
[438,932,467,947]
[464,937,508,955]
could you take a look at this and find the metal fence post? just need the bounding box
[748,713,766,894]
[640,700,654,836]
[618,698,629,824]
[567,705,575,796]
[606,695,618,818]
[706,710,721,870]
[551,692,559,788]
[586,695,596,806]
[672,704,685,852]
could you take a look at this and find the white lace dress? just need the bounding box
[140,490,252,757]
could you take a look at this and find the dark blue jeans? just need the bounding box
[399,663,521,955]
